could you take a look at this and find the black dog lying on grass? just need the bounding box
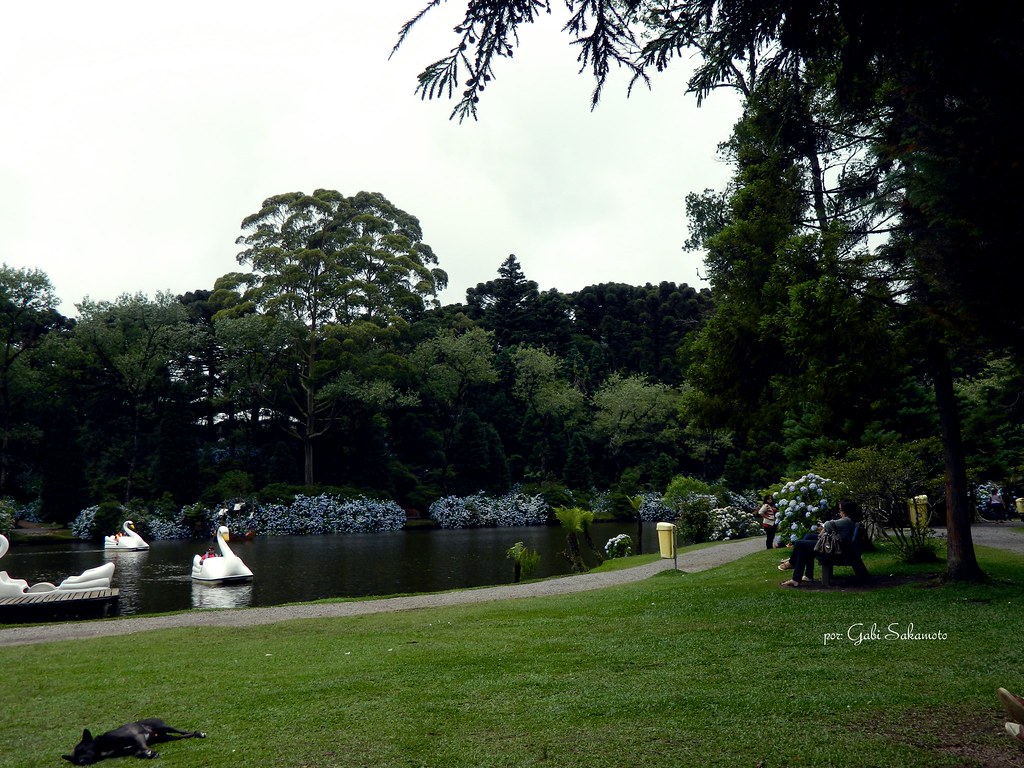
[61,719,206,764]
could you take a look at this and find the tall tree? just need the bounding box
[0,266,62,494]
[73,293,194,502]
[592,372,679,487]
[411,326,499,492]
[235,189,448,485]
[465,254,541,348]
[509,345,585,480]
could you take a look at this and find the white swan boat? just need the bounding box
[104,520,149,551]
[191,526,253,584]
[0,533,115,595]
[0,533,30,596]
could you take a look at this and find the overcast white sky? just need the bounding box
[0,1,742,317]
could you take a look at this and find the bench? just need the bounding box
[815,523,870,587]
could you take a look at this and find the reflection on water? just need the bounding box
[191,582,254,610]
[2,523,660,617]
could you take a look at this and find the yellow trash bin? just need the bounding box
[656,522,677,559]
[908,495,928,528]
[1016,498,1024,519]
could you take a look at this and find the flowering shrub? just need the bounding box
[71,506,99,539]
[709,506,761,541]
[429,490,550,529]
[768,472,840,545]
[247,494,406,536]
[71,495,406,539]
[143,513,193,540]
[12,498,43,524]
[604,533,633,558]
[661,493,753,543]
[636,492,673,522]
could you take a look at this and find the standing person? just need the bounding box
[989,487,1007,523]
[758,494,778,550]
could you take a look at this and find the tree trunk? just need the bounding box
[304,437,314,487]
[125,402,140,503]
[303,345,317,487]
[932,349,985,582]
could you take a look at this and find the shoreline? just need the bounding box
[2,524,1021,648]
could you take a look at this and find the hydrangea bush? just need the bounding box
[636,492,674,522]
[709,505,761,541]
[247,495,406,535]
[71,505,99,539]
[429,490,550,528]
[661,487,761,544]
[768,472,840,545]
[143,514,193,540]
[71,495,406,539]
[604,533,633,558]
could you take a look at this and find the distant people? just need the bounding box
[200,547,217,562]
[758,494,778,550]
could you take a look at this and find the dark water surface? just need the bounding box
[2,524,659,616]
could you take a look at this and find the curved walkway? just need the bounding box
[2,524,1021,648]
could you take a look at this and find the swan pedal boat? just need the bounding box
[104,520,150,551]
[0,534,115,596]
[191,526,253,584]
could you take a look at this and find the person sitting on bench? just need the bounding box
[781,500,859,587]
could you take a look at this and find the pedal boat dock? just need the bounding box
[0,588,119,623]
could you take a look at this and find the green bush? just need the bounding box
[92,501,126,540]
[663,475,716,503]
[203,470,255,504]
[604,533,633,558]
[0,498,15,536]
[674,495,716,544]
[254,483,373,505]
[663,475,727,544]
[816,441,941,562]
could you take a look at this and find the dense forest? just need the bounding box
[1,230,1020,526]
[1,243,723,521]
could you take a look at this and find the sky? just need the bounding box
[0,1,742,317]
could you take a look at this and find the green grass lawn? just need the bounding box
[3,543,1023,767]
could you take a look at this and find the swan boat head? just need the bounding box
[191,526,253,584]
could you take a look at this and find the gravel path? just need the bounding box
[2,523,1020,648]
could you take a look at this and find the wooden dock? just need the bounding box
[0,589,119,623]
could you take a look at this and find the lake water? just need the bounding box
[2,523,660,616]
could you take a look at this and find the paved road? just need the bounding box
[2,524,1020,648]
